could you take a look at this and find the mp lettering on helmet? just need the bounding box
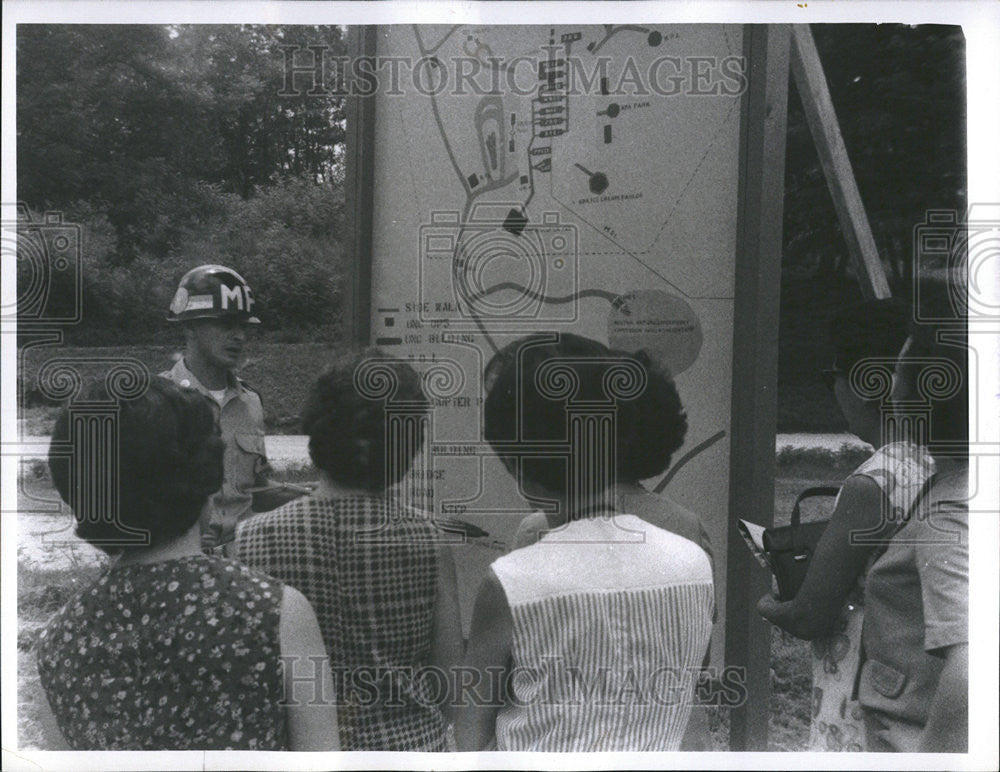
[220,283,255,314]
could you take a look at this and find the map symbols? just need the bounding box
[598,103,621,119]
[538,59,565,83]
[502,208,529,236]
[486,133,498,170]
[574,163,610,195]
[604,125,613,144]
[648,31,663,46]
[384,316,395,327]
[467,173,480,189]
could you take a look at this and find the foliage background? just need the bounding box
[16,24,967,430]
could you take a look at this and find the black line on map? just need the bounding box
[653,430,727,493]
[472,283,620,306]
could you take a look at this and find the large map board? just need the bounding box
[355,24,782,675]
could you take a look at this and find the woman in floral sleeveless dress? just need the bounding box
[758,299,931,751]
[36,377,338,751]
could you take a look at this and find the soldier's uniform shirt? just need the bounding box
[161,358,270,550]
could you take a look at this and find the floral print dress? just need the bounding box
[36,555,287,750]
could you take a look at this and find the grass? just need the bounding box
[16,464,841,751]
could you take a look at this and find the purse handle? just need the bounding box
[790,486,841,527]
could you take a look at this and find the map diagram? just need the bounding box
[369,25,744,636]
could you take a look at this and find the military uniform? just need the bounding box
[161,358,270,551]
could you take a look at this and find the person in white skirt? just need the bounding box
[456,333,714,751]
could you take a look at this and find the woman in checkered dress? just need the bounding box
[236,351,463,751]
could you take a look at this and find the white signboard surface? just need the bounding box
[369,25,743,652]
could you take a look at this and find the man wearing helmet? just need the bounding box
[162,264,302,552]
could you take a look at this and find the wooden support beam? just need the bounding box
[726,23,790,752]
[790,25,891,300]
[344,26,378,346]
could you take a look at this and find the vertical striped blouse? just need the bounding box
[490,514,714,751]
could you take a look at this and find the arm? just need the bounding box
[454,569,513,751]
[429,543,465,725]
[919,642,968,752]
[680,624,715,750]
[280,585,340,751]
[511,512,548,550]
[757,476,889,639]
[251,480,311,513]
[249,444,310,512]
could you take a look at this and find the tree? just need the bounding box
[17,24,348,262]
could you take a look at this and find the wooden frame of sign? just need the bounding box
[344,23,792,751]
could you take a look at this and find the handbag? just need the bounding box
[763,486,840,602]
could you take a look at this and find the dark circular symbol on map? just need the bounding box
[588,172,609,195]
[648,31,663,47]
[606,103,621,119]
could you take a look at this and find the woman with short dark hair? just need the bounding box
[456,333,715,751]
[36,377,339,751]
[236,350,463,751]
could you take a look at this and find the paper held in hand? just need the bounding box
[737,519,774,571]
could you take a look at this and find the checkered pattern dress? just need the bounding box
[235,495,447,751]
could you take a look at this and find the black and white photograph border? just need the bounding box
[2,1,998,771]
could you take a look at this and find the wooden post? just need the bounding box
[344,26,378,346]
[791,25,892,300]
[726,23,790,751]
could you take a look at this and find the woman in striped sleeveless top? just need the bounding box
[456,334,715,751]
